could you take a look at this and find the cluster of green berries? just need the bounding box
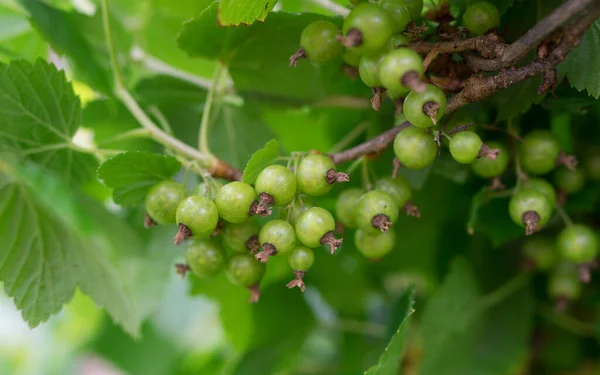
[144,154,349,302]
[335,175,419,260]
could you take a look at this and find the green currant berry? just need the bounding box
[404,83,447,128]
[355,190,399,233]
[548,262,581,301]
[257,219,296,262]
[379,48,424,93]
[296,207,342,254]
[289,246,315,272]
[375,176,412,208]
[335,187,367,228]
[509,189,553,235]
[402,0,423,20]
[185,239,226,277]
[297,154,349,196]
[393,126,437,169]
[557,224,599,264]
[359,52,386,88]
[449,131,483,164]
[380,0,411,33]
[583,148,600,181]
[471,141,509,178]
[192,182,219,200]
[522,236,556,271]
[255,164,297,206]
[221,220,261,254]
[227,253,265,287]
[462,1,501,36]
[145,181,186,225]
[342,3,396,55]
[519,130,561,175]
[215,182,257,224]
[554,168,585,194]
[174,195,219,245]
[355,227,396,259]
[524,177,557,207]
[389,33,410,49]
[300,20,343,63]
[343,48,362,67]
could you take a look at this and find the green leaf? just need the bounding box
[0,163,143,336]
[420,259,483,375]
[218,0,277,26]
[490,74,545,121]
[242,139,280,184]
[97,151,181,206]
[0,165,78,327]
[18,0,112,93]
[0,5,46,62]
[450,0,516,15]
[558,20,600,98]
[364,288,415,375]
[0,59,97,186]
[177,3,345,101]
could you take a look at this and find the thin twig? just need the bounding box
[199,62,223,157]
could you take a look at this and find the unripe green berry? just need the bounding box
[258,219,296,257]
[343,48,362,67]
[509,189,553,234]
[355,190,399,233]
[255,164,297,206]
[289,247,315,272]
[359,53,386,88]
[297,154,348,196]
[403,0,423,20]
[335,187,367,228]
[379,48,424,93]
[375,176,412,208]
[471,141,509,178]
[193,181,219,200]
[215,182,256,224]
[176,195,219,238]
[462,1,501,36]
[145,181,186,225]
[227,253,265,287]
[519,130,561,175]
[342,3,396,55]
[404,84,447,128]
[556,224,599,264]
[548,262,581,300]
[185,239,226,277]
[449,131,483,164]
[221,220,261,253]
[355,227,396,259]
[554,168,585,194]
[393,126,437,169]
[380,0,411,33]
[296,207,337,248]
[583,148,600,181]
[388,33,410,49]
[300,20,343,63]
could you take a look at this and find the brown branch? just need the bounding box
[465,0,598,71]
[411,33,506,59]
[209,159,243,181]
[447,8,600,112]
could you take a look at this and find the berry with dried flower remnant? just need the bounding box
[174,195,219,245]
[290,20,342,67]
[296,207,343,254]
[519,130,562,175]
[145,181,186,225]
[355,190,399,234]
[255,164,297,214]
[379,48,425,93]
[509,189,553,235]
[341,3,396,55]
[450,131,500,164]
[216,181,260,224]
[185,239,226,278]
[297,154,349,196]
[256,219,296,262]
[227,254,266,303]
[355,227,396,259]
[471,141,509,178]
[404,83,446,128]
[286,247,315,292]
